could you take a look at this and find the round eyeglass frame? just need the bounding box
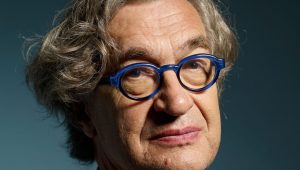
[99,54,225,101]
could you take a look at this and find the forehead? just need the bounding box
[108,0,207,60]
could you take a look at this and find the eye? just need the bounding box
[127,68,142,78]
[124,67,156,79]
[184,60,204,70]
[187,61,202,69]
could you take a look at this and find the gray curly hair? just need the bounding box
[26,0,238,163]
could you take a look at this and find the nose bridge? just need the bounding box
[160,64,179,74]
[153,64,193,116]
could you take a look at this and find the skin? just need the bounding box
[82,0,221,169]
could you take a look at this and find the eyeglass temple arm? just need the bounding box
[99,77,110,85]
[217,58,225,69]
[99,76,119,88]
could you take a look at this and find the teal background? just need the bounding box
[0,0,299,169]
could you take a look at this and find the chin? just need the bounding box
[128,143,217,170]
[133,157,211,170]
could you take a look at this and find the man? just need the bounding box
[26,0,237,169]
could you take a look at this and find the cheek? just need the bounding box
[111,94,156,165]
[90,87,121,144]
[116,95,153,139]
[90,87,152,165]
[192,84,221,141]
[193,84,220,124]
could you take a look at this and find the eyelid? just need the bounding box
[121,60,155,69]
[179,48,210,61]
[190,58,208,66]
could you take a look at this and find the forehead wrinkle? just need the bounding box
[119,1,199,36]
[109,0,208,65]
[142,10,199,37]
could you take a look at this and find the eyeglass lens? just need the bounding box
[121,66,160,98]
[179,58,215,90]
[121,57,215,98]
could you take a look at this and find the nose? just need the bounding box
[153,71,193,116]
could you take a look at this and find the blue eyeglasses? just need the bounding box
[99,54,225,101]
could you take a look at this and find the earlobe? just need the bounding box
[79,120,96,138]
[79,106,97,138]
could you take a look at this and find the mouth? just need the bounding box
[149,126,201,146]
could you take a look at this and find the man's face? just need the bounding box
[85,0,221,169]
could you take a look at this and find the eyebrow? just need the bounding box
[179,35,209,52]
[120,47,154,64]
[120,35,210,63]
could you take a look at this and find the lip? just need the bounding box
[149,126,201,146]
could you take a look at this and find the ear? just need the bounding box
[79,119,96,138]
[78,106,97,138]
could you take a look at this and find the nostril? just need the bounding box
[148,107,178,125]
[166,98,193,116]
